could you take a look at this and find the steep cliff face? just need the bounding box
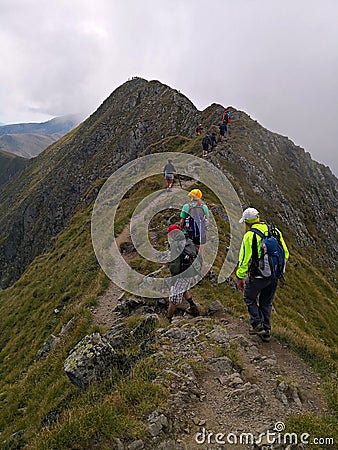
[0,78,337,289]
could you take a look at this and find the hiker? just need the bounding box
[222,109,231,137]
[179,189,209,258]
[222,109,229,123]
[196,124,203,135]
[163,159,176,190]
[235,208,289,342]
[166,224,200,322]
[219,122,227,141]
[210,132,217,151]
[201,134,211,157]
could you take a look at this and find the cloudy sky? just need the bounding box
[1,0,337,175]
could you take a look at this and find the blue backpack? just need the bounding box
[249,225,286,279]
[186,203,207,243]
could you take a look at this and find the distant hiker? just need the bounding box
[210,132,217,151]
[196,124,203,135]
[219,122,227,141]
[179,189,209,259]
[222,109,231,137]
[235,208,289,342]
[163,159,176,190]
[202,134,211,157]
[222,109,229,123]
[166,224,200,322]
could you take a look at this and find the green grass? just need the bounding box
[0,192,169,449]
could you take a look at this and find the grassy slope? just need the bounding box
[0,150,27,188]
[0,138,337,449]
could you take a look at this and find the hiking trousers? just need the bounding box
[243,276,278,331]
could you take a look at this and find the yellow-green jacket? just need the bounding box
[236,222,289,279]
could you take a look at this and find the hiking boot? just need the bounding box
[259,330,271,342]
[249,324,265,335]
[187,304,200,317]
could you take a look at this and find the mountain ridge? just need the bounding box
[0,114,82,160]
[0,78,337,289]
[0,114,82,136]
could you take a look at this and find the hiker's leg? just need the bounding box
[243,278,265,327]
[183,290,196,305]
[258,279,278,331]
[183,291,200,316]
[168,278,186,319]
[167,301,176,320]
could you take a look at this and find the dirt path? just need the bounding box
[176,316,327,450]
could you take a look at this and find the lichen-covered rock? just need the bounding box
[64,332,117,389]
[64,314,160,389]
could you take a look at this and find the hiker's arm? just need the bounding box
[279,232,289,260]
[203,205,210,218]
[179,217,185,229]
[236,232,253,279]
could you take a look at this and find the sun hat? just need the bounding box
[188,189,202,199]
[239,207,260,223]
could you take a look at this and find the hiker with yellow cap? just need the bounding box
[235,207,289,342]
[179,189,209,257]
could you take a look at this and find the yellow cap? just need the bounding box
[188,189,202,199]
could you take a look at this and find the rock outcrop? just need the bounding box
[64,314,159,389]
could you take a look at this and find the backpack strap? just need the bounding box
[248,228,265,262]
[248,228,265,239]
[250,231,259,261]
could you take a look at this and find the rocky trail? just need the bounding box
[90,284,327,450]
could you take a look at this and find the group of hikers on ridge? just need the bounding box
[197,108,231,157]
[163,168,289,342]
[162,106,289,341]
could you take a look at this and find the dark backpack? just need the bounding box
[186,203,207,243]
[202,136,211,146]
[169,237,200,275]
[249,225,286,279]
